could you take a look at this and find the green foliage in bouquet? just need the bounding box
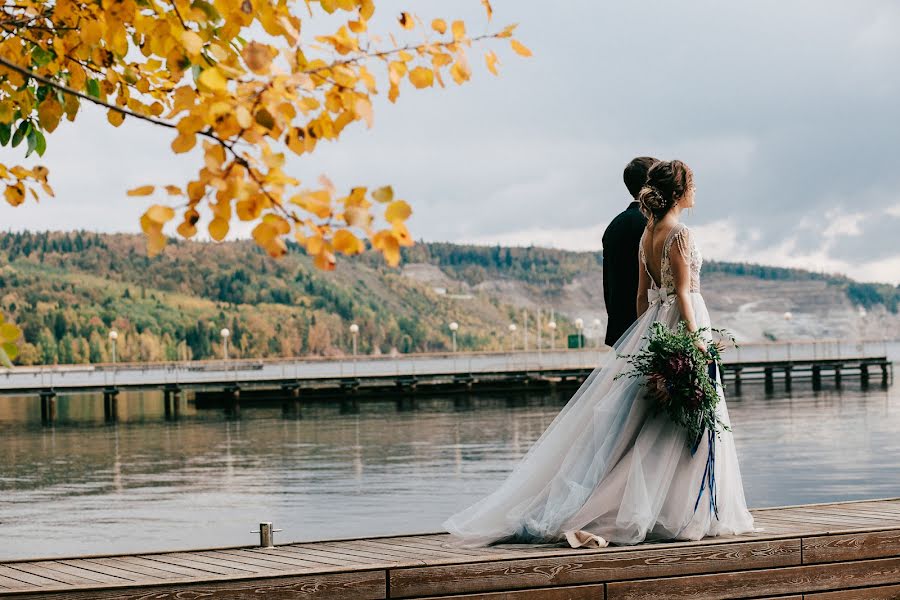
[615,321,736,447]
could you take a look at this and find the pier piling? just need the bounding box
[103,387,119,422]
[812,365,822,390]
[39,389,56,425]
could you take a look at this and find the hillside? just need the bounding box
[0,231,897,365]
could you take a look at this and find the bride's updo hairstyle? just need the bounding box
[638,160,693,222]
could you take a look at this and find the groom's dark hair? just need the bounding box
[623,157,658,199]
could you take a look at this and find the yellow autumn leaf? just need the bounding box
[451,20,465,40]
[511,39,532,57]
[37,98,63,133]
[485,51,500,76]
[431,19,447,34]
[481,0,493,20]
[181,30,204,55]
[242,41,273,74]
[146,232,167,257]
[409,67,434,89]
[343,205,370,227]
[398,12,414,30]
[290,191,332,218]
[385,199,411,223]
[372,230,400,266]
[4,185,25,206]
[333,229,364,255]
[0,323,19,343]
[209,217,229,241]
[171,133,197,153]
[127,185,155,197]
[177,221,197,238]
[198,67,228,92]
[145,204,175,223]
[107,109,125,127]
[372,186,393,203]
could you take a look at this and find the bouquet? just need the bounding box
[615,321,737,519]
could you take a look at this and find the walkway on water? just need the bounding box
[1,498,899,598]
[2,340,893,423]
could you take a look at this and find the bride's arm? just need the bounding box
[636,254,650,317]
[670,232,706,352]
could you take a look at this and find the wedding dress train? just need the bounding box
[444,224,755,547]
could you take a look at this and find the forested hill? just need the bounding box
[0,231,896,365]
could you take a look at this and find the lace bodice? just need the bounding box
[639,223,702,293]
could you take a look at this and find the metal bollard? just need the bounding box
[252,522,282,548]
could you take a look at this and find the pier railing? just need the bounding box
[0,339,895,395]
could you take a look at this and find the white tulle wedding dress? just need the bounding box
[444,224,755,548]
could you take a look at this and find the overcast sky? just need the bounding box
[2,0,899,283]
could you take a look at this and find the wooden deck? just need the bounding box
[2,498,900,599]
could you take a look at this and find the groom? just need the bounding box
[601,156,657,347]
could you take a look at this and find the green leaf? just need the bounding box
[2,342,17,362]
[86,79,101,99]
[11,120,30,148]
[0,123,10,146]
[25,128,37,157]
[191,0,222,21]
[0,347,11,369]
[34,129,47,157]
[31,46,55,67]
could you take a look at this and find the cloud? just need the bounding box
[1,0,898,283]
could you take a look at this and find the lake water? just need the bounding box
[0,378,898,560]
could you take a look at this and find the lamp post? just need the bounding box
[108,330,118,364]
[548,320,557,350]
[449,321,459,352]
[508,323,517,352]
[220,328,230,361]
[783,312,793,361]
[593,318,602,349]
[575,318,584,350]
[349,323,359,357]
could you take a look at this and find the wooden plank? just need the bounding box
[5,563,105,586]
[139,553,255,575]
[104,555,229,578]
[311,543,420,564]
[0,574,35,591]
[804,529,900,564]
[411,583,605,600]
[22,561,131,585]
[356,540,478,560]
[762,510,878,526]
[350,539,476,565]
[198,550,295,571]
[0,569,387,600]
[242,547,363,569]
[806,583,900,599]
[0,565,58,587]
[80,557,184,580]
[389,538,800,598]
[56,560,146,583]
[275,544,398,567]
[606,556,900,600]
[783,507,897,525]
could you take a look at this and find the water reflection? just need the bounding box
[0,381,897,560]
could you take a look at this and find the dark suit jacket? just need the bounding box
[602,202,647,346]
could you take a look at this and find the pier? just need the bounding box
[0,340,893,423]
[0,497,899,598]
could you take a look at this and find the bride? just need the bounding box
[444,160,755,548]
